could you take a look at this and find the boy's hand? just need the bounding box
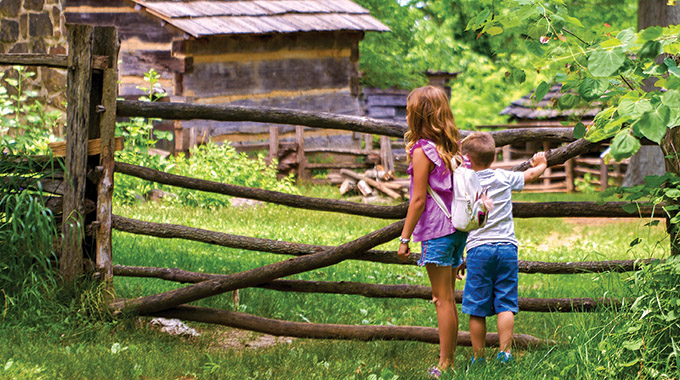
[456,259,466,280]
[397,243,410,262]
[530,152,547,167]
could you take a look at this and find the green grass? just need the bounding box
[0,189,673,379]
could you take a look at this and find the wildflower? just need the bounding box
[539,36,550,44]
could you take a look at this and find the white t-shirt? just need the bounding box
[466,168,524,250]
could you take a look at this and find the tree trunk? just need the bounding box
[623,1,680,187]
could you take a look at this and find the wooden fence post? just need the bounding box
[600,158,608,191]
[296,125,307,182]
[93,26,120,291]
[267,126,279,165]
[564,158,575,192]
[61,24,95,283]
[380,136,395,172]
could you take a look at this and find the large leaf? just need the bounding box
[579,78,609,101]
[640,25,663,41]
[638,105,671,143]
[610,129,641,161]
[573,122,586,139]
[534,81,550,103]
[587,47,626,77]
[616,28,636,48]
[557,94,579,110]
[618,98,653,119]
[662,90,680,107]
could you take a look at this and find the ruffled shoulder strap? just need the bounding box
[410,139,442,167]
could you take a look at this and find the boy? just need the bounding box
[458,132,547,364]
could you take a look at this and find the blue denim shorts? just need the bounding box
[417,231,468,267]
[462,243,519,317]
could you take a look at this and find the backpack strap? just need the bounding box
[427,184,451,219]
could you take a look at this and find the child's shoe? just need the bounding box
[469,356,485,366]
[496,351,513,364]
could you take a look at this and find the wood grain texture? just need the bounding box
[61,24,95,283]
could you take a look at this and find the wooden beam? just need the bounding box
[144,305,551,347]
[61,24,95,283]
[114,265,630,312]
[94,26,120,290]
[111,216,661,273]
[0,53,109,69]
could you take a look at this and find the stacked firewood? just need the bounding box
[326,165,409,201]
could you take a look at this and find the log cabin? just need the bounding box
[65,0,389,153]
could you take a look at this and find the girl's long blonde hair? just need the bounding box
[404,86,460,172]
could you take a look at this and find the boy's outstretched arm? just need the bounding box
[523,152,548,183]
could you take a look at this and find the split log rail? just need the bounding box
[0,24,667,349]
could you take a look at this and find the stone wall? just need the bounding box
[0,0,67,132]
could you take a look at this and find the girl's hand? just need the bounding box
[397,243,410,261]
[456,260,466,280]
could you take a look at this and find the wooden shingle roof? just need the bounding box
[132,0,390,38]
[501,83,600,120]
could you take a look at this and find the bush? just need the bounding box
[114,141,297,208]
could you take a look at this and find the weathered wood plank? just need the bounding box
[94,26,120,288]
[61,24,95,283]
[0,53,109,69]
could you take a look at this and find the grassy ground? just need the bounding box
[0,187,671,380]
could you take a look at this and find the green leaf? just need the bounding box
[622,203,639,213]
[586,107,617,142]
[622,339,644,351]
[534,81,550,103]
[664,57,680,77]
[619,98,653,119]
[574,122,586,139]
[616,28,636,47]
[668,108,680,128]
[487,26,503,36]
[638,40,662,61]
[630,237,642,247]
[610,129,641,161]
[579,78,609,101]
[557,94,579,110]
[587,47,626,77]
[601,38,621,48]
[638,105,671,143]
[525,40,544,57]
[662,90,680,107]
[640,25,663,41]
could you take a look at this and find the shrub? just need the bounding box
[114,141,297,208]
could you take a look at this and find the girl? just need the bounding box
[397,86,466,378]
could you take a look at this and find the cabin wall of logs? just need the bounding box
[0,24,669,348]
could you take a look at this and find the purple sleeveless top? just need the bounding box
[407,139,456,242]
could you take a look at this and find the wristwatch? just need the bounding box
[399,237,410,244]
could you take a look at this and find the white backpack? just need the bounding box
[427,156,489,232]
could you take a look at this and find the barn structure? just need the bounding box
[64,0,389,154]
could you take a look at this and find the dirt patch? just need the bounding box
[204,325,294,350]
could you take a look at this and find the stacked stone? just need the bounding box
[0,0,66,128]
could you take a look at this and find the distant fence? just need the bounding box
[0,24,667,348]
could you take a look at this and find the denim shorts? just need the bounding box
[417,231,468,267]
[461,243,519,317]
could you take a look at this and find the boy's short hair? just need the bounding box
[461,132,496,167]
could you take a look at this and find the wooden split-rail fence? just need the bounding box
[0,24,669,349]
